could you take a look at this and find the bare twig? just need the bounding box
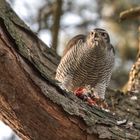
[51,0,62,52]
[120,6,140,21]
[37,2,53,31]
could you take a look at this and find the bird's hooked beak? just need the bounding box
[92,31,99,42]
[87,31,102,47]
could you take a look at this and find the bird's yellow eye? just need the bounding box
[101,33,106,37]
[91,32,94,35]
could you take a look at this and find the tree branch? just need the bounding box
[51,0,62,52]
[120,6,140,21]
[120,7,140,93]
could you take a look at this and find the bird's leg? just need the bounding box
[86,86,101,106]
[90,86,108,108]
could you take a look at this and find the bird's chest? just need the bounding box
[79,48,110,72]
[73,49,113,84]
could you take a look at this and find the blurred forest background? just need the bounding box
[0,0,139,139]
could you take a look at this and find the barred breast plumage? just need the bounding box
[55,28,115,99]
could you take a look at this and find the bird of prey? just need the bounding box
[55,28,115,104]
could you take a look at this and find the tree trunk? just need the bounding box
[0,0,140,140]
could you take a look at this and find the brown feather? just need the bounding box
[62,34,86,57]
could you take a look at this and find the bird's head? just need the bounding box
[86,28,110,48]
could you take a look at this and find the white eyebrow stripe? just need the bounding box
[92,29,108,33]
[99,31,108,33]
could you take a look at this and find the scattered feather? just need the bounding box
[130,95,137,100]
[117,119,127,125]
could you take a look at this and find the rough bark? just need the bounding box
[0,0,140,140]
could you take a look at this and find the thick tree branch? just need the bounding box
[0,0,140,140]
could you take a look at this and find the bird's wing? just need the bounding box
[62,34,86,57]
[110,44,115,54]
